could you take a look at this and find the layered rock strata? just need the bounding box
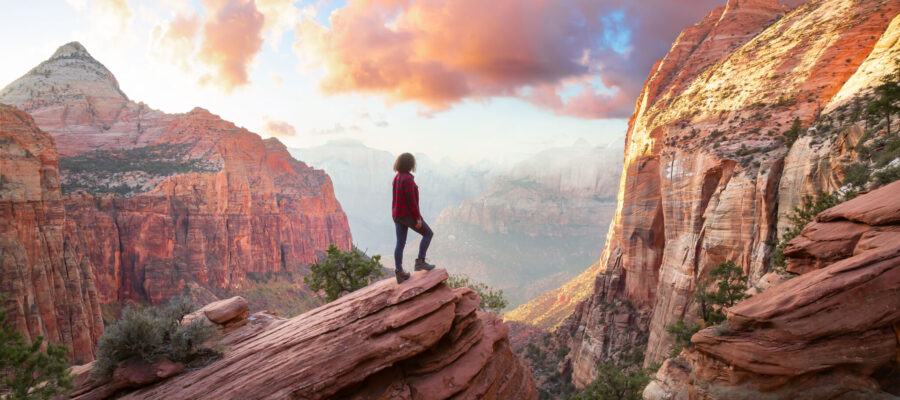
[536,0,900,388]
[0,104,103,362]
[644,180,900,399]
[0,42,352,306]
[70,270,538,400]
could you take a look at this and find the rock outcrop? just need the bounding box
[0,104,103,362]
[645,180,900,399]
[70,270,538,400]
[0,42,352,306]
[528,0,900,389]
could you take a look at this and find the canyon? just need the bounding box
[294,140,624,309]
[509,0,900,396]
[0,42,353,361]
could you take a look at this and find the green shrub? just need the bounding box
[0,299,73,399]
[94,296,217,376]
[446,273,508,314]
[665,261,748,357]
[772,191,850,274]
[783,117,803,147]
[303,244,386,302]
[665,319,702,357]
[573,354,654,400]
[695,261,749,326]
[842,163,870,187]
[874,166,900,186]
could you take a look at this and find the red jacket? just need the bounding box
[392,172,422,222]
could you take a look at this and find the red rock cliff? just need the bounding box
[0,43,352,306]
[0,104,103,362]
[545,0,900,388]
[645,180,900,399]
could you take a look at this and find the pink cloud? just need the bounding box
[296,0,800,118]
[196,0,265,92]
[262,115,297,137]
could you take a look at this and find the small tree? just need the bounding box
[303,244,386,302]
[665,260,749,356]
[0,300,73,399]
[694,261,749,325]
[573,351,654,400]
[772,192,849,274]
[445,274,508,314]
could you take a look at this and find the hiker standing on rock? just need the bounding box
[392,152,435,283]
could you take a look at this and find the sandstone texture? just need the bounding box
[0,104,103,362]
[70,270,538,400]
[522,0,900,390]
[0,42,352,306]
[645,180,900,399]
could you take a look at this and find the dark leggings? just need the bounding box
[394,220,433,270]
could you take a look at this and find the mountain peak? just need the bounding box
[50,41,92,60]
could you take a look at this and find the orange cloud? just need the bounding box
[295,0,736,118]
[151,13,200,72]
[262,116,297,137]
[197,0,265,92]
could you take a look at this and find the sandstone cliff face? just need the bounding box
[0,104,102,362]
[0,43,352,306]
[70,270,538,400]
[547,0,900,388]
[645,180,900,399]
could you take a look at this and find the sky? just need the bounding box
[0,0,806,162]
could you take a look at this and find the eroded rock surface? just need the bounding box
[645,180,900,399]
[70,270,537,400]
[0,104,102,362]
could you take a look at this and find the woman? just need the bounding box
[392,152,435,283]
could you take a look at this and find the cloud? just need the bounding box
[256,0,303,48]
[95,0,133,32]
[309,123,361,135]
[262,115,297,137]
[294,0,748,118]
[151,13,200,72]
[196,0,265,92]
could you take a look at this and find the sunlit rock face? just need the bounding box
[534,0,900,388]
[0,42,352,306]
[645,180,900,399]
[0,104,103,363]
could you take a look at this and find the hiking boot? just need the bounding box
[414,258,435,271]
[395,269,411,284]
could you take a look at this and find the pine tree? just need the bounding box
[0,300,73,399]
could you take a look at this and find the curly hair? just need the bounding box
[393,152,416,173]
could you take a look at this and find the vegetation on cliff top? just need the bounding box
[94,296,218,376]
[446,273,508,314]
[0,298,73,399]
[303,244,386,302]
